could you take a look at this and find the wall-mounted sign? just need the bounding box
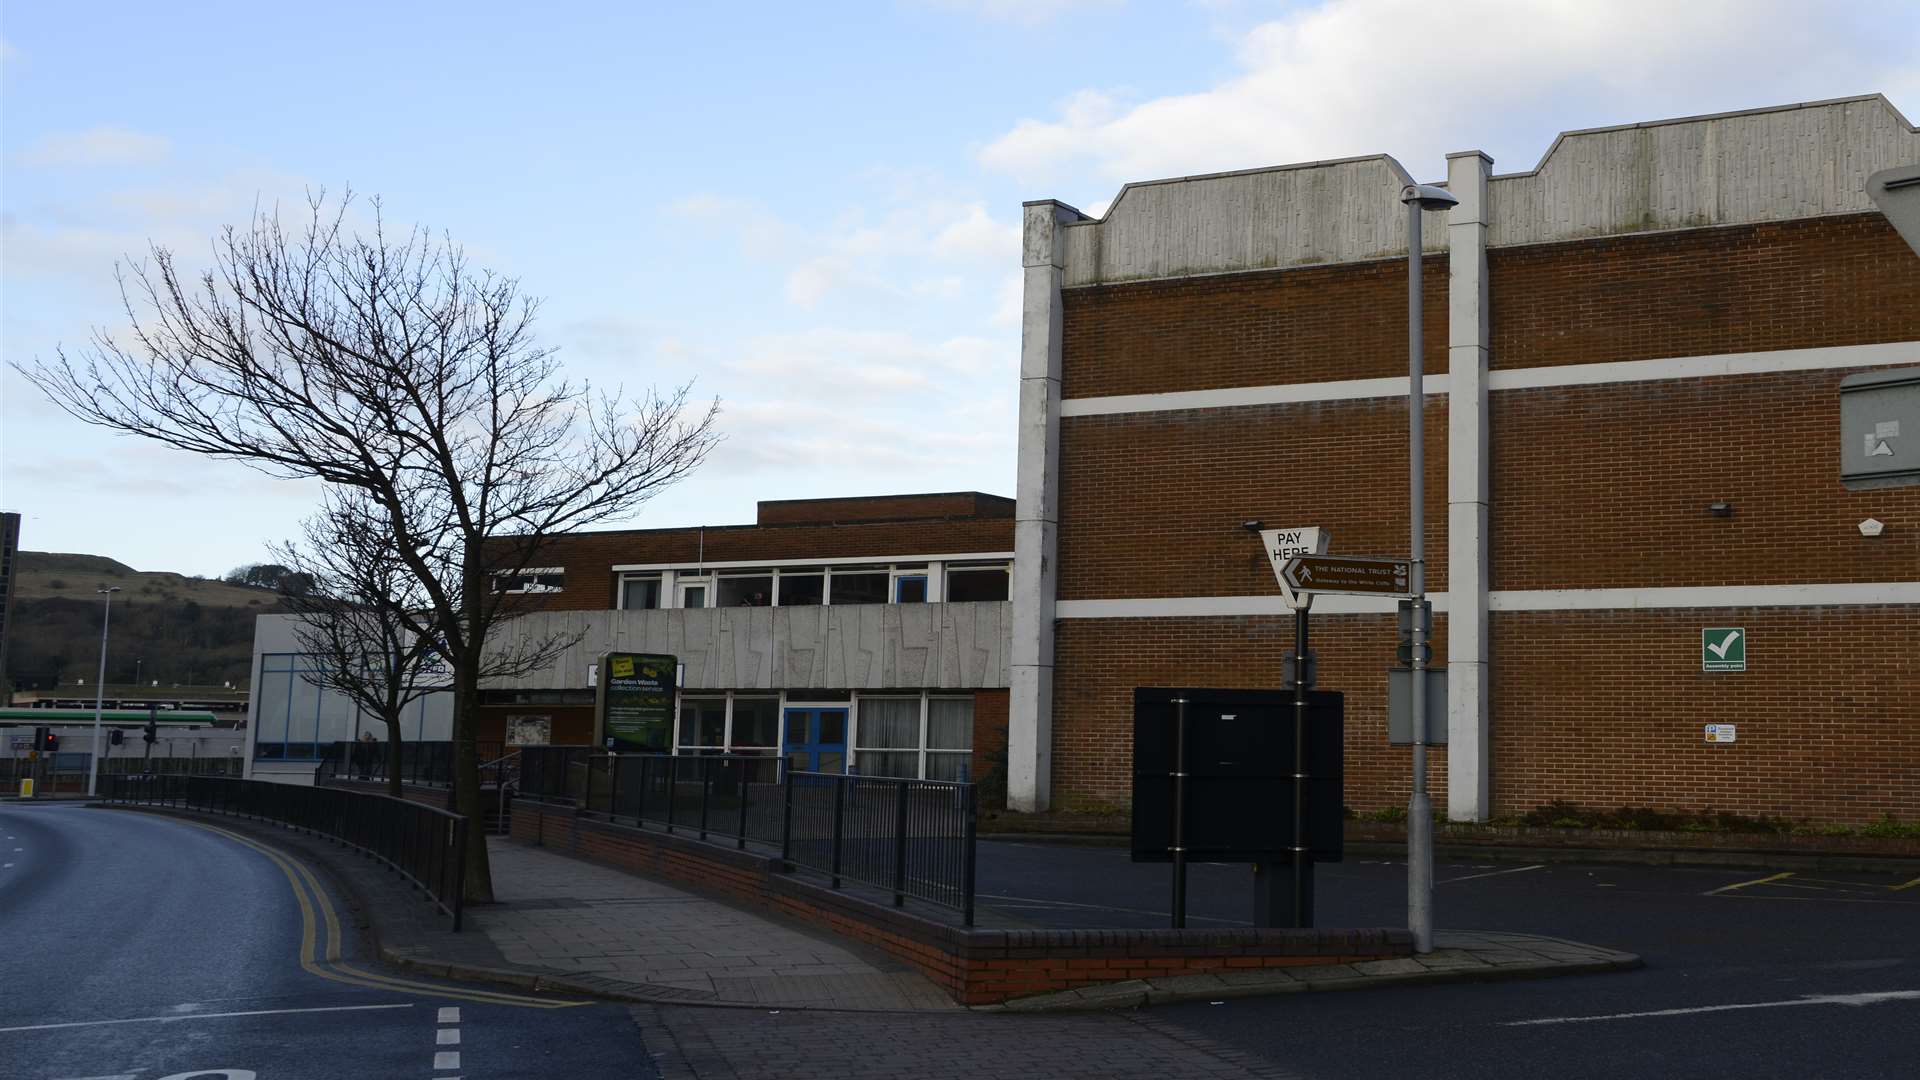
[1839,368,1920,489]
[596,652,676,752]
[1704,723,1738,744]
[1702,628,1746,673]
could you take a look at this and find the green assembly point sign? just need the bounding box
[597,652,676,751]
[1702,628,1746,673]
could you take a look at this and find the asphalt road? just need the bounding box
[0,801,652,1080]
[979,840,1920,1079]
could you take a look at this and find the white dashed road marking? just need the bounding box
[437,1028,461,1045]
[435,1004,462,1072]
[1508,990,1920,1026]
[438,1007,460,1023]
[434,1050,461,1070]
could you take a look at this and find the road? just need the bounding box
[979,840,1920,1079]
[0,801,651,1080]
[5,804,1914,1079]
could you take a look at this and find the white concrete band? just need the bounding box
[1053,341,1919,419]
[1053,581,1920,620]
[1446,151,1493,822]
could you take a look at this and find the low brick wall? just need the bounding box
[512,799,1409,1005]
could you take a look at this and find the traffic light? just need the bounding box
[110,729,124,746]
[143,718,158,744]
[1397,599,1434,666]
[41,729,60,754]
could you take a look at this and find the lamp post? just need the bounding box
[1401,181,1458,954]
[86,586,122,796]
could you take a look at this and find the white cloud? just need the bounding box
[18,126,171,168]
[932,203,1021,263]
[980,0,1920,191]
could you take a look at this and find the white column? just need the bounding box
[1445,151,1493,821]
[1009,199,1082,813]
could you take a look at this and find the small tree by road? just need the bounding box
[15,193,721,900]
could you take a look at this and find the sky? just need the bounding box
[3,0,1917,576]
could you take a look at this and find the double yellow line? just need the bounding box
[183,818,585,1009]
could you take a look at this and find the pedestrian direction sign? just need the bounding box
[1702,628,1746,672]
[1281,555,1412,598]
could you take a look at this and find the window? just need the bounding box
[678,698,726,750]
[619,575,662,610]
[893,574,928,603]
[945,565,1009,602]
[731,697,780,753]
[775,571,824,606]
[855,697,920,779]
[829,570,889,605]
[677,578,710,608]
[926,698,974,782]
[495,568,564,593]
[717,574,773,607]
[254,653,364,761]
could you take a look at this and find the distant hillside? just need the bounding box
[5,551,285,692]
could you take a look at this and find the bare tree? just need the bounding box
[15,192,721,900]
[275,488,580,799]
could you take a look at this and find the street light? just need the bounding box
[1402,181,1457,954]
[86,586,122,797]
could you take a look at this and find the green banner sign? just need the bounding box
[597,652,676,751]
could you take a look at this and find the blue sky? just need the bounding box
[4,1,1917,575]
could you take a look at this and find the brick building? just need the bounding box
[1008,95,1920,825]
[482,492,1014,786]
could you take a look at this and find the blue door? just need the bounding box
[783,708,848,775]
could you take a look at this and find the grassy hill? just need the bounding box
[5,551,284,692]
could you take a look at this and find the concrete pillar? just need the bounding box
[1445,152,1492,821]
[1009,199,1082,813]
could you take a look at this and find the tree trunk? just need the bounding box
[385,717,404,801]
[452,649,494,904]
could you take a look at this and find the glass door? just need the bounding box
[782,708,848,775]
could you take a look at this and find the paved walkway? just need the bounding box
[468,840,956,1010]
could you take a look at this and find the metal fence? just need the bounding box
[316,740,510,789]
[783,773,977,924]
[516,747,976,923]
[100,773,470,930]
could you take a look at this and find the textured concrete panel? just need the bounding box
[484,604,1011,692]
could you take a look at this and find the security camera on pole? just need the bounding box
[1401,180,1459,954]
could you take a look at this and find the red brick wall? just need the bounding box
[1051,615,1450,812]
[1061,257,1449,399]
[1491,370,1919,590]
[971,689,1008,796]
[1488,214,1920,370]
[757,492,1013,526]
[1057,398,1450,601]
[1489,607,1919,825]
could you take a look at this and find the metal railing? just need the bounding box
[517,746,976,923]
[783,772,977,925]
[316,740,509,789]
[100,773,470,930]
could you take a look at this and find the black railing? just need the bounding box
[783,772,977,925]
[516,746,976,924]
[100,773,470,930]
[316,740,509,789]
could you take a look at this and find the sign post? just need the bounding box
[1259,528,1329,928]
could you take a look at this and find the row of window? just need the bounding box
[253,653,453,760]
[671,691,974,782]
[619,563,1009,609]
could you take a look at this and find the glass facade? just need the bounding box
[253,653,452,761]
